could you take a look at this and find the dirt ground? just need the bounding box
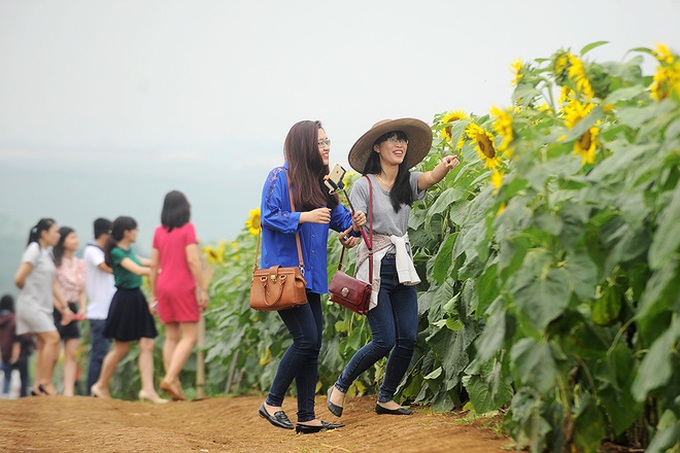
[0,394,511,452]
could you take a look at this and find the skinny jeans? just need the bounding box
[266,291,322,423]
[335,256,418,403]
[87,318,111,393]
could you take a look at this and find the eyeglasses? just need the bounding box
[318,138,331,148]
[385,137,408,145]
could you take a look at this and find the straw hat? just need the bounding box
[348,118,433,173]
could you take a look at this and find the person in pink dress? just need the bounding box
[149,190,209,401]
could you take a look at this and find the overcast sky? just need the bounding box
[1,0,679,249]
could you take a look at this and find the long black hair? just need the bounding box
[364,130,413,213]
[161,190,191,232]
[104,216,137,267]
[285,120,340,211]
[53,226,75,266]
[27,218,56,246]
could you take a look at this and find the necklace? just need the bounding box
[376,174,394,189]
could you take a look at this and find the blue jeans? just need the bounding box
[266,292,322,423]
[335,256,418,403]
[2,357,29,397]
[87,318,112,392]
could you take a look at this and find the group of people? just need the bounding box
[4,190,208,402]
[4,116,460,435]
[257,118,459,434]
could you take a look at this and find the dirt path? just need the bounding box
[0,394,510,452]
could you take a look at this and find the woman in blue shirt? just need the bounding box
[258,120,365,434]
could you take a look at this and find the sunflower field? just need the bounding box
[200,43,680,452]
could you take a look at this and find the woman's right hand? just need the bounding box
[60,309,75,326]
[300,208,331,224]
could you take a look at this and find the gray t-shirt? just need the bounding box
[349,173,426,237]
[16,242,57,335]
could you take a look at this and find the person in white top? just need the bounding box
[82,218,116,394]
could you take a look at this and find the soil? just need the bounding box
[0,394,511,452]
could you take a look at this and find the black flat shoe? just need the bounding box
[295,421,345,434]
[375,403,413,415]
[259,402,294,430]
[326,387,343,417]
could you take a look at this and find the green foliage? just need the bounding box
[201,43,680,452]
[418,44,680,451]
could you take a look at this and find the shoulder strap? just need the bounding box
[253,169,305,273]
[365,175,374,284]
[337,176,373,282]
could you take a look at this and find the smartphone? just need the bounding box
[324,164,346,194]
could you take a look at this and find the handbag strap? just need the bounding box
[337,176,373,284]
[253,169,305,273]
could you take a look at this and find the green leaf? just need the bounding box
[476,263,499,314]
[427,187,465,217]
[649,182,680,270]
[638,258,680,334]
[475,302,506,362]
[446,317,464,331]
[646,423,680,453]
[510,338,556,394]
[603,85,646,105]
[463,372,513,413]
[573,393,607,452]
[564,253,599,301]
[512,265,571,332]
[580,41,609,56]
[631,318,680,402]
[432,234,456,284]
[423,366,443,380]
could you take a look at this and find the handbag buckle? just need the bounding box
[341,287,349,297]
[270,274,277,283]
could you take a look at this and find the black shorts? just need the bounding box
[53,302,81,340]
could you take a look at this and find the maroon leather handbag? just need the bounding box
[329,176,374,315]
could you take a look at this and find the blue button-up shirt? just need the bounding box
[260,164,354,294]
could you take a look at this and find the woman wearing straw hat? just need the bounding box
[327,118,459,417]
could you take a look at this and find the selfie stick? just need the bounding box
[325,176,371,247]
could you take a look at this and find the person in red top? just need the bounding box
[149,190,209,401]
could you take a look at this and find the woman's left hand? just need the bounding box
[442,155,460,170]
[198,290,209,312]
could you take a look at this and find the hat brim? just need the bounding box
[348,118,433,173]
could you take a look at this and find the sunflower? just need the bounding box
[466,123,499,169]
[650,62,680,101]
[439,110,469,149]
[202,247,223,264]
[563,99,594,129]
[510,58,523,87]
[490,106,514,153]
[653,43,675,65]
[245,208,261,235]
[562,99,599,166]
[574,126,599,166]
[553,52,569,80]
[567,53,595,99]
[490,170,504,194]
[558,86,572,107]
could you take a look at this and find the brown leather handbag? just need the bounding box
[329,176,374,315]
[250,172,307,311]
